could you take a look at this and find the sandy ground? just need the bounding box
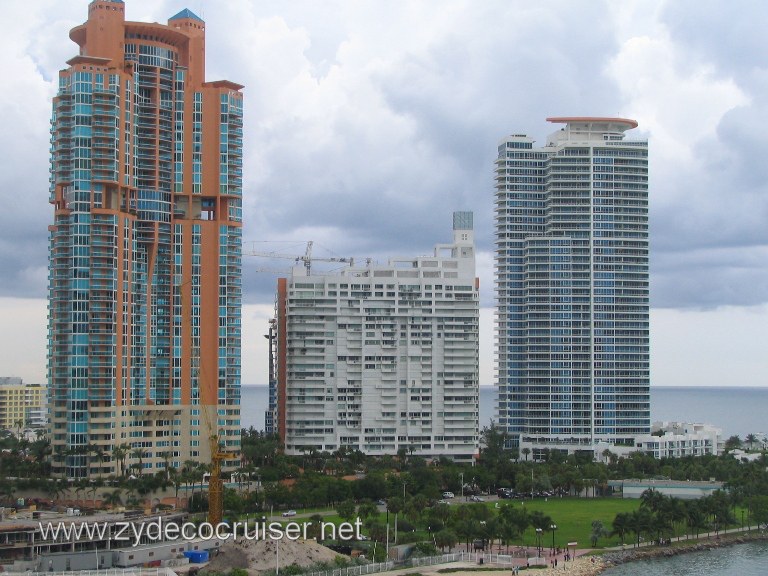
[201,537,343,575]
[390,557,607,576]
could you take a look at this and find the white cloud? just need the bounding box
[651,305,768,387]
[606,32,748,169]
[0,298,48,383]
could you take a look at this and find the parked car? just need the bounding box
[442,491,455,499]
[282,510,297,517]
[437,499,451,505]
[470,495,485,502]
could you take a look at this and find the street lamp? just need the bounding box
[550,524,557,553]
[460,472,464,500]
[535,528,542,557]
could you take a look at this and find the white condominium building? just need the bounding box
[275,212,479,461]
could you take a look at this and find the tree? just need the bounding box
[724,435,742,452]
[611,512,631,545]
[337,499,356,522]
[629,508,652,547]
[640,488,665,513]
[104,489,123,509]
[750,495,768,528]
[131,448,145,476]
[685,500,708,538]
[357,500,379,521]
[385,495,403,540]
[745,434,758,451]
[521,448,531,461]
[112,444,129,477]
[590,520,608,547]
[434,529,458,551]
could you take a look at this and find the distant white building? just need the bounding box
[594,421,723,461]
[274,212,479,461]
[729,449,762,463]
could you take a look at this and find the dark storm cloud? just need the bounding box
[3,0,767,316]
[233,0,624,308]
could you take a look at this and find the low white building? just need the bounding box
[729,448,762,463]
[609,479,725,500]
[593,421,723,462]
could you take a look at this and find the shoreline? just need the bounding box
[597,531,768,573]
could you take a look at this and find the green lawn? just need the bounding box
[491,497,640,549]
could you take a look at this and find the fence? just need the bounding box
[6,569,167,576]
[303,560,395,576]
[409,552,465,567]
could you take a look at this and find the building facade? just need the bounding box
[48,0,242,478]
[274,213,479,461]
[0,378,47,431]
[494,117,650,457]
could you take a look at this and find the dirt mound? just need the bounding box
[203,537,343,575]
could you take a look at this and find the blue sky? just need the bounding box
[1,0,767,388]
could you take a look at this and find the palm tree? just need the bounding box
[629,508,652,547]
[386,495,403,540]
[103,489,123,509]
[611,512,631,545]
[130,448,145,476]
[111,444,129,477]
[745,433,758,451]
[158,451,172,481]
[89,480,102,509]
[640,488,665,513]
[522,447,531,461]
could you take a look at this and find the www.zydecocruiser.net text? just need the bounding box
[38,517,365,548]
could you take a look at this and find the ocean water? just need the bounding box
[240,385,768,438]
[602,541,768,576]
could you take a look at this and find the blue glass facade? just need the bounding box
[48,1,242,478]
[494,119,650,455]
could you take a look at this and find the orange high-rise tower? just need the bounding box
[48,0,243,478]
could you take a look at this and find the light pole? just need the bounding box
[550,524,557,553]
[460,472,464,500]
[535,528,542,557]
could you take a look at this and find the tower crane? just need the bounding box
[202,403,236,526]
[245,241,354,275]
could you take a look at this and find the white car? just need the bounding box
[442,491,455,499]
[282,510,297,517]
[437,499,451,505]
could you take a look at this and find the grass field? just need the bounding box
[487,497,640,549]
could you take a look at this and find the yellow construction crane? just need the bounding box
[245,240,355,275]
[202,405,234,526]
[207,432,226,526]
